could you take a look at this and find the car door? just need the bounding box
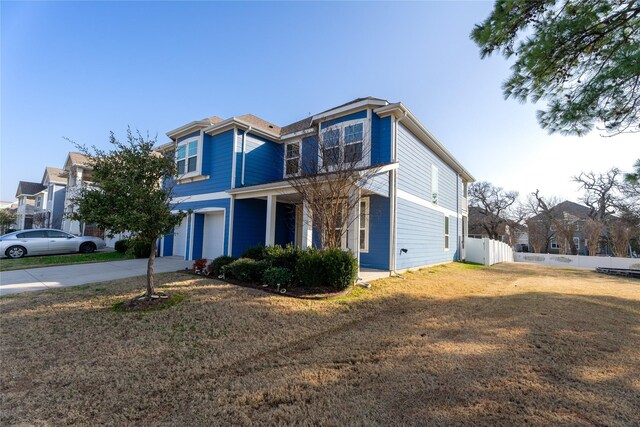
[15,230,50,255]
[47,230,78,254]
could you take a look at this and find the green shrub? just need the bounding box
[241,244,266,260]
[262,267,294,287]
[114,239,129,253]
[208,255,236,276]
[224,258,270,283]
[323,248,358,290]
[128,240,152,258]
[296,249,325,287]
[264,244,301,271]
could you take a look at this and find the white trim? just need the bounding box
[172,192,230,204]
[397,189,462,218]
[166,120,211,140]
[319,118,370,170]
[444,214,450,251]
[176,135,202,179]
[193,207,226,213]
[228,196,235,256]
[231,127,238,189]
[188,213,195,261]
[312,99,388,122]
[203,118,279,141]
[360,197,370,253]
[283,139,301,178]
[280,128,316,140]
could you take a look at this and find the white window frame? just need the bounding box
[35,196,42,208]
[444,215,450,250]
[550,238,560,250]
[283,140,301,177]
[432,165,439,205]
[573,236,580,250]
[359,197,369,253]
[318,119,370,170]
[176,135,203,180]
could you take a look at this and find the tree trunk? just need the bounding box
[146,238,157,298]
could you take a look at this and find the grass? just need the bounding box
[111,293,187,313]
[0,250,134,271]
[1,263,639,425]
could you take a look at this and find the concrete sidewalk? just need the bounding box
[0,257,192,296]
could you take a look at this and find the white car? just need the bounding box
[0,229,107,259]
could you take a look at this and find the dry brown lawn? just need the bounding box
[1,262,639,426]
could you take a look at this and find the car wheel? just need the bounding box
[6,246,27,259]
[79,242,96,254]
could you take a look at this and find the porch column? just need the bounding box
[347,188,361,264]
[301,200,313,249]
[265,194,277,246]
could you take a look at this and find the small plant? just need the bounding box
[241,244,266,260]
[262,267,294,287]
[208,255,236,276]
[128,239,152,258]
[114,239,129,253]
[264,244,301,272]
[297,249,325,287]
[193,258,207,273]
[225,258,270,283]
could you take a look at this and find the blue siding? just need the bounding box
[177,131,200,143]
[396,199,459,269]
[163,232,174,256]
[192,213,205,259]
[234,130,243,187]
[320,110,367,129]
[51,186,66,229]
[371,115,392,165]
[360,195,390,270]
[397,123,458,213]
[242,133,283,186]
[173,130,235,197]
[300,135,319,175]
[232,198,267,257]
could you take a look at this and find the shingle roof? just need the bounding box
[44,167,66,184]
[15,181,46,197]
[68,152,92,166]
[237,114,281,135]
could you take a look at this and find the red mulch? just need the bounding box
[181,269,350,299]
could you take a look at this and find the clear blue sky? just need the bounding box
[1,1,636,203]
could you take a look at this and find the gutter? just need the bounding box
[241,126,252,186]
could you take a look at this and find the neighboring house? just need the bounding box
[32,167,67,229]
[528,200,602,255]
[0,200,19,233]
[60,152,96,236]
[14,181,46,230]
[468,206,529,251]
[158,97,474,274]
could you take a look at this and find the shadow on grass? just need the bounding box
[1,266,639,425]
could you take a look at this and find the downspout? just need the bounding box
[241,126,252,186]
[390,111,407,274]
[456,173,460,261]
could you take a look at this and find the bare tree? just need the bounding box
[573,168,621,221]
[553,214,578,255]
[583,218,606,256]
[468,182,518,240]
[32,211,49,229]
[286,124,382,249]
[525,190,562,253]
[609,220,634,257]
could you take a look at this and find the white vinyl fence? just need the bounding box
[514,253,640,270]
[466,237,514,266]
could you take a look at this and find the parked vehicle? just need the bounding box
[0,229,106,259]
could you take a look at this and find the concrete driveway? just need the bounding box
[0,257,192,296]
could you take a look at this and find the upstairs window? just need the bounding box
[35,196,42,208]
[432,165,439,204]
[344,123,363,163]
[322,129,340,167]
[285,141,300,175]
[177,138,199,176]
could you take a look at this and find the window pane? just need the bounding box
[360,202,366,227]
[445,235,449,249]
[48,230,71,238]
[286,143,299,159]
[177,159,185,175]
[360,229,366,250]
[323,147,339,166]
[323,129,339,147]
[177,145,186,160]
[17,230,47,238]
[344,143,362,163]
[188,141,198,157]
[286,159,299,175]
[187,157,197,172]
[345,123,363,143]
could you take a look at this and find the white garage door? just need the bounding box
[202,212,224,260]
[173,219,188,258]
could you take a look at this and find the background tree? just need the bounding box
[525,190,562,253]
[472,0,640,136]
[583,218,606,255]
[72,129,186,299]
[287,125,382,249]
[32,211,49,229]
[468,181,519,240]
[573,168,621,221]
[553,214,578,255]
[0,209,16,234]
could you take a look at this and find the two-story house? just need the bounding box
[158,97,474,274]
[31,167,68,229]
[14,181,46,230]
[60,152,95,235]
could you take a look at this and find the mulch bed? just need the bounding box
[180,269,351,299]
[114,292,183,312]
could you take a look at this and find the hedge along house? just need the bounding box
[158,97,474,275]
